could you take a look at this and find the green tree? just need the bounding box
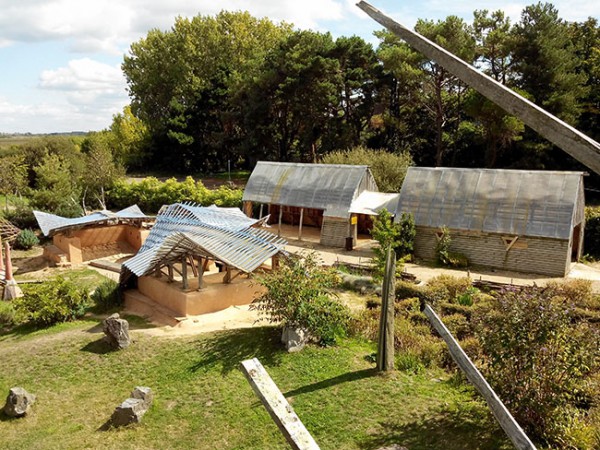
[321,145,413,192]
[370,209,415,279]
[30,153,82,216]
[80,132,125,210]
[415,16,476,166]
[108,105,150,170]
[242,30,341,162]
[512,3,587,125]
[0,154,27,210]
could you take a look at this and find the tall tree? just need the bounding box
[242,30,341,162]
[415,16,476,166]
[512,3,587,125]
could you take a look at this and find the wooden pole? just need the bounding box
[181,255,188,290]
[377,246,395,372]
[298,208,304,241]
[278,206,283,237]
[240,358,320,450]
[356,1,600,175]
[423,304,536,450]
[196,257,205,289]
[259,204,264,219]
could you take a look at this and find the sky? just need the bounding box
[0,0,598,134]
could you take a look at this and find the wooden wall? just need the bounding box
[414,226,571,277]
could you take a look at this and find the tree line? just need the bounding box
[117,4,598,175]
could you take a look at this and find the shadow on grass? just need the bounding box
[0,413,22,422]
[359,401,512,450]
[283,368,376,397]
[189,327,283,375]
[80,337,117,355]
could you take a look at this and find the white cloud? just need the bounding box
[0,0,347,54]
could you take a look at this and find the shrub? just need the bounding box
[435,226,468,267]
[15,229,39,250]
[106,176,243,213]
[14,277,90,327]
[1,198,37,229]
[0,301,20,329]
[252,252,350,345]
[425,275,472,305]
[370,209,414,280]
[91,279,121,312]
[545,278,596,309]
[474,287,600,447]
[584,206,600,259]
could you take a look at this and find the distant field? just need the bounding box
[0,133,86,150]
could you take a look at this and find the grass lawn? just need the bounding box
[0,322,511,449]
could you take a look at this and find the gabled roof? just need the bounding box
[395,167,584,240]
[34,205,150,237]
[242,162,377,217]
[349,191,400,216]
[122,203,286,279]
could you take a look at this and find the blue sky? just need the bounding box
[0,0,598,134]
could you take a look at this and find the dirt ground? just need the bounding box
[9,231,600,337]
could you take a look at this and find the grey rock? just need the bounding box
[102,313,130,349]
[281,326,308,353]
[376,446,408,450]
[3,387,36,417]
[110,387,153,427]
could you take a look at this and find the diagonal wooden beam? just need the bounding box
[357,1,600,175]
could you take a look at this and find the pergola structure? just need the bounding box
[34,205,152,265]
[120,203,287,317]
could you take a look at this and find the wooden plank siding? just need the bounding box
[320,217,356,247]
[414,226,570,277]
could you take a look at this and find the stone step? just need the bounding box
[123,289,186,327]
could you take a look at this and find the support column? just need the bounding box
[298,208,304,241]
[259,204,264,219]
[223,265,232,284]
[197,257,205,290]
[167,264,174,282]
[181,256,188,290]
[278,206,283,237]
[243,201,253,218]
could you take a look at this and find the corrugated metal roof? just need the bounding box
[242,162,377,217]
[395,167,584,239]
[349,191,400,216]
[34,205,150,237]
[123,202,286,279]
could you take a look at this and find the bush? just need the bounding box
[14,277,90,327]
[106,176,243,213]
[252,251,350,345]
[15,229,39,250]
[0,301,20,329]
[1,198,37,229]
[435,226,468,267]
[425,275,472,305]
[474,287,600,447]
[91,279,121,312]
[545,278,596,309]
[584,206,600,259]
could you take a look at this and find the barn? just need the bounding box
[395,167,585,277]
[242,162,398,248]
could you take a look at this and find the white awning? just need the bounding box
[349,191,400,216]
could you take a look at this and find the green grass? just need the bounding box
[0,323,511,449]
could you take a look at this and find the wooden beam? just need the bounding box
[356,1,600,175]
[423,304,537,450]
[298,208,304,241]
[259,204,264,219]
[189,255,199,277]
[181,256,188,290]
[223,265,232,284]
[278,206,283,237]
[377,246,395,372]
[240,358,320,450]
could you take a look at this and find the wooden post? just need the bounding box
[181,255,188,290]
[223,265,232,284]
[196,257,205,289]
[154,266,161,278]
[4,242,13,281]
[298,208,304,241]
[240,358,320,450]
[423,304,537,450]
[272,254,280,271]
[259,204,264,219]
[0,238,4,274]
[167,264,174,282]
[243,201,253,218]
[377,246,395,372]
[356,1,600,175]
[278,206,283,237]
[189,255,198,277]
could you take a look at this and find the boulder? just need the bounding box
[281,326,309,353]
[3,387,36,417]
[102,313,130,349]
[110,387,153,427]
